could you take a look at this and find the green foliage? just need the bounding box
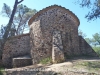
[93,33,100,45]
[78,29,86,38]
[77,61,100,70]
[13,4,37,35]
[85,38,92,45]
[73,61,100,74]
[84,32,100,46]
[1,3,11,17]
[1,3,37,36]
[76,0,100,21]
[0,66,4,75]
[53,59,65,64]
[39,57,52,64]
[92,46,100,56]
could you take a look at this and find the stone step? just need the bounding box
[12,55,32,68]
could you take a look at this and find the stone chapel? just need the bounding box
[2,5,98,68]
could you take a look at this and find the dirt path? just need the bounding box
[4,57,100,75]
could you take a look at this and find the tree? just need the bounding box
[0,25,5,39]
[85,32,100,46]
[1,4,37,36]
[78,29,86,38]
[85,38,92,44]
[15,4,37,35]
[93,33,100,45]
[76,0,100,21]
[0,0,37,59]
[3,0,24,41]
[0,0,24,59]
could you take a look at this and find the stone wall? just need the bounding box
[79,36,98,56]
[29,5,80,64]
[2,33,30,68]
[52,30,65,63]
[2,5,98,68]
[0,39,2,59]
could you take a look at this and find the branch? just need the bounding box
[17,0,24,4]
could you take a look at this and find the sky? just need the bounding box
[0,0,99,38]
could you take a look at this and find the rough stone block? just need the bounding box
[12,55,32,68]
[52,30,65,63]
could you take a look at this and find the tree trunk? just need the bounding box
[3,0,18,40]
[1,0,24,59]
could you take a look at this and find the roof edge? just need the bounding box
[28,5,80,26]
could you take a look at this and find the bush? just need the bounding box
[0,66,4,75]
[39,57,52,65]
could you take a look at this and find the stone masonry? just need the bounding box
[2,33,31,68]
[2,5,98,68]
[28,5,98,64]
[12,55,32,68]
[52,30,65,63]
[79,36,97,56]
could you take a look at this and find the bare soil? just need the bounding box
[5,57,100,75]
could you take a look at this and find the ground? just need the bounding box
[3,57,100,75]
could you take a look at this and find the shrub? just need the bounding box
[39,57,52,65]
[0,66,4,75]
